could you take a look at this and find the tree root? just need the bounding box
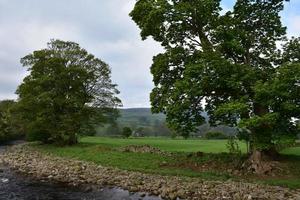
[242,150,280,175]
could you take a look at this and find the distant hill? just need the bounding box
[118,108,165,127]
[96,108,236,137]
[96,108,170,136]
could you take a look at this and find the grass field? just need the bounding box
[35,137,300,189]
[81,137,248,153]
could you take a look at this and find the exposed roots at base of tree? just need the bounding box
[242,150,282,175]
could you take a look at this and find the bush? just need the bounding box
[204,131,228,139]
[0,100,25,144]
[26,130,51,143]
[226,136,241,155]
[122,127,132,138]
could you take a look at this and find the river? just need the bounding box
[0,142,162,200]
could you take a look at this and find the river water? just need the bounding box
[0,142,162,200]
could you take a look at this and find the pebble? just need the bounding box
[1,178,9,183]
[1,144,300,200]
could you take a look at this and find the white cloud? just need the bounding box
[0,20,80,102]
[0,0,298,108]
[287,15,300,37]
[0,0,163,107]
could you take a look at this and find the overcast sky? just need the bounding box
[0,0,299,108]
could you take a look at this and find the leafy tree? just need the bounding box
[0,100,24,143]
[16,39,121,145]
[138,116,149,125]
[154,121,172,137]
[205,131,228,140]
[106,122,121,136]
[297,121,300,139]
[135,127,145,137]
[130,0,299,172]
[122,127,132,138]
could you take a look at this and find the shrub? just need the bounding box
[0,100,25,144]
[226,136,241,155]
[122,127,132,138]
[205,131,228,139]
[26,130,51,143]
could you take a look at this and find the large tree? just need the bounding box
[130,0,300,172]
[16,39,121,145]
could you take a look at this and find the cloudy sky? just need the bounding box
[0,0,299,108]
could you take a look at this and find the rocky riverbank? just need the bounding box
[1,144,300,200]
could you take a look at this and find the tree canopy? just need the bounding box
[16,39,121,145]
[130,0,299,155]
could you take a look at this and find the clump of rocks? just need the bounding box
[119,145,172,156]
[1,144,300,200]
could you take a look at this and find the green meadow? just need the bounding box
[34,137,300,189]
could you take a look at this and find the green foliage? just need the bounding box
[205,131,228,140]
[226,137,241,155]
[16,39,121,145]
[82,136,246,153]
[36,142,231,181]
[122,127,132,138]
[106,123,122,136]
[130,0,299,153]
[297,121,300,139]
[26,128,51,143]
[0,100,24,143]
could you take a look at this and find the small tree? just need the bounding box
[122,127,132,138]
[16,39,121,145]
[106,122,121,136]
[205,131,228,140]
[136,127,145,137]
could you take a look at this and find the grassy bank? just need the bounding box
[34,137,300,189]
[81,137,248,153]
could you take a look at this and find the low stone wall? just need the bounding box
[1,144,300,200]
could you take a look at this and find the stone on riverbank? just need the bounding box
[118,144,171,156]
[1,144,300,200]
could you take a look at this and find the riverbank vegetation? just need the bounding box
[33,137,300,189]
[0,100,24,144]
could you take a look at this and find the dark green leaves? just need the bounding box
[16,39,121,145]
[131,0,299,149]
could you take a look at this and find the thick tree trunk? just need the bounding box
[246,147,279,174]
[248,150,271,174]
[244,103,278,174]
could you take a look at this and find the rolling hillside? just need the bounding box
[96,108,236,137]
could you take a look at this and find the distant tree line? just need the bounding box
[97,116,240,139]
[98,120,172,137]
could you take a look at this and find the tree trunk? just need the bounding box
[67,133,78,145]
[246,147,279,174]
[244,103,278,174]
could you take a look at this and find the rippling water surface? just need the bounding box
[0,142,161,200]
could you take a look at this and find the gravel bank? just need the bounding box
[1,144,300,200]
